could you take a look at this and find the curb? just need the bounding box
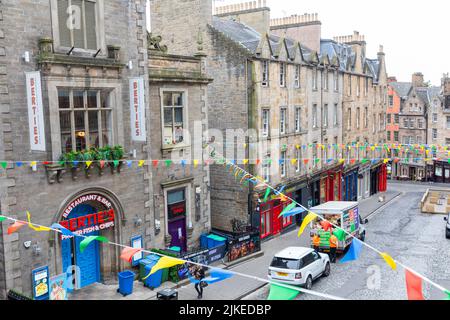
[235,283,268,300]
[365,192,403,221]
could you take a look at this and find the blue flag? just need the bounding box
[340,238,363,263]
[51,223,75,237]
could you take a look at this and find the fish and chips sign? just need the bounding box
[60,194,115,239]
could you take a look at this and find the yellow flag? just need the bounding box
[291,159,297,165]
[243,159,249,165]
[194,160,199,168]
[142,256,185,280]
[296,145,301,150]
[383,159,389,164]
[26,211,51,232]
[298,212,317,238]
[380,252,397,270]
[30,161,37,167]
[86,161,93,168]
[138,160,145,167]
[339,159,345,164]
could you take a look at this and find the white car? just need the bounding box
[268,247,331,290]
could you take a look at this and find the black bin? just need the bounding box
[157,288,178,300]
[7,290,32,300]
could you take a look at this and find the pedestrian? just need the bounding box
[329,233,338,263]
[193,265,206,299]
[312,233,321,252]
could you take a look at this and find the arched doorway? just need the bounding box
[54,189,124,290]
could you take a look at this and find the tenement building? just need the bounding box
[0,0,211,298]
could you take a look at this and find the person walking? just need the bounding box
[193,265,206,299]
[312,233,321,252]
[329,234,338,263]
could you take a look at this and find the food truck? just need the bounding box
[309,202,367,253]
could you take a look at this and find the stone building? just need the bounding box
[0,0,211,298]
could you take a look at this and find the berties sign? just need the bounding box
[60,194,115,239]
[25,71,46,151]
[129,77,147,142]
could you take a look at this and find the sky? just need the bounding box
[210,0,449,86]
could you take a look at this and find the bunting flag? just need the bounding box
[194,160,199,168]
[278,203,297,218]
[126,161,133,168]
[79,236,109,253]
[281,207,306,218]
[50,223,75,237]
[243,159,249,165]
[113,160,119,168]
[120,247,143,263]
[142,256,185,280]
[263,188,271,202]
[188,269,235,285]
[165,160,172,168]
[445,290,450,300]
[0,216,6,222]
[100,160,105,168]
[26,212,51,232]
[267,283,299,300]
[138,160,145,167]
[405,269,424,300]
[340,239,363,263]
[152,160,159,168]
[298,212,317,237]
[86,161,93,168]
[181,160,187,167]
[380,252,397,270]
[7,221,27,235]
[320,220,333,232]
[16,162,23,168]
[0,162,7,169]
[333,229,346,241]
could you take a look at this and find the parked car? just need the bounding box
[268,247,330,290]
[445,214,450,239]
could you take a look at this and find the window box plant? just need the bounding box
[60,151,83,181]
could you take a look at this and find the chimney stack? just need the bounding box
[412,72,425,88]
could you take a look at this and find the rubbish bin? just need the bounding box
[161,268,169,283]
[157,288,178,300]
[117,270,135,296]
[143,262,163,290]
[139,258,153,281]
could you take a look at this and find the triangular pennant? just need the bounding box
[444,290,450,300]
[181,160,187,167]
[126,161,133,168]
[303,159,310,165]
[298,212,317,237]
[194,160,199,168]
[16,162,23,167]
[340,239,363,263]
[152,160,159,167]
[138,160,145,167]
[50,223,75,237]
[405,269,424,300]
[120,247,143,263]
[100,160,105,168]
[380,252,397,270]
[165,160,172,167]
[79,236,109,253]
[333,229,346,241]
[263,188,271,202]
[0,216,7,222]
[278,203,297,218]
[86,161,93,168]
[0,162,7,169]
[267,283,299,300]
[142,256,185,280]
[26,211,51,232]
[113,160,119,168]
[7,221,27,235]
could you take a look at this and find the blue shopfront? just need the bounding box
[343,167,358,202]
[57,190,123,290]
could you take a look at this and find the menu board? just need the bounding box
[32,266,49,300]
[343,207,360,233]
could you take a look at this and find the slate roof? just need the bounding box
[416,88,430,104]
[390,82,412,98]
[320,39,355,71]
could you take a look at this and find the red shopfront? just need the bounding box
[378,164,388,192]
[320,167,343,203]
[260,194,294,240]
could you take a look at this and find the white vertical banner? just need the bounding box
[129,77,147,142]
[25,71,46,151]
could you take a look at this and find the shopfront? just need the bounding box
[433,161,450,183]
[370,163,388,195]
[343,167,359,201]
[320,166,343,203]
[358,164,371,200]
[259,193,294,240]
[57,190,123,290]
[166,188,188,252]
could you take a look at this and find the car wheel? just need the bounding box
[305,275,313,290]
[360,232,366,242]
[446,230,450,239]
[323,262,331,277]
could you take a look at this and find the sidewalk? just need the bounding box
[68,191,400,300]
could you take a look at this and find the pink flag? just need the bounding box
[120,247,143,263]
[405,269,424,300]
[7,221,27,235]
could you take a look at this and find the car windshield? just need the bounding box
[270,257,302,270]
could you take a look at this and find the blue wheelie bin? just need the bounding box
[117,270,135,296]
[143,254,163,290]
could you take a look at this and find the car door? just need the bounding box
[310,251,325,279]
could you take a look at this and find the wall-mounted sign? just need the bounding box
[32,266,49,300]
[25,71,46,151]
[168,202,186,221]
[131,235,143,267]
[60,209,115,239]
[49,274,68,300]
[62,194,113,219]
[129,77,147,142]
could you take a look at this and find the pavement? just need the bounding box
[244,182,450,301]
[68,187,404,300]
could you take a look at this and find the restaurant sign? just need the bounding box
[129,77,147,142]
[25,71,46,151]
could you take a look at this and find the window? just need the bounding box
[324,70,329,91]
[365,78,369,96]
[418,119,424,129]
[56,0,100,51]
[387,131,391,141]
[296,148,301,173]
[356,107,360,129]
[262,109,270,137]
[446,138,450,146]
[312,141,318,168]
[373,114,376,133]
[333,104,338,126]
[167,188,187,221]
[262,60,269,86]
[348,75,352,96]
[447,116,450,129]
[387,114,391,124]
[58,89,112,153]
[280,150,287,178]
[409,119,415,129]
[262,161,271,182]
[432,129,437,140]
[403,119,408,128]
[323,104,328,128]
[280,63,286,87]
[280,107,287,135]
[364,107,368,128]
[433,113,438,123]
[313,104,318,128]
[334,71,339,91]
[394,131,399,142]
[356,77,360,97]
[394,114,399,124]
[163,92,185,146]
[347,108,352,130]
[312,69,318,90]
[295,107,301,132]
[416,136,422,144]
[389,95,394,107]
[379,113,383,131]
[294,65,300,88]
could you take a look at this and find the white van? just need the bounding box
[268,247,331,290]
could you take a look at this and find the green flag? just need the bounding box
[79,236,109,253]
[445,290,450,301]
[0,217,6,222]
[350,223,356,233]
[165,160,172,167]
[0,162,7,169]
[267,284,300,300]
[279,203,297,218]
[113,160,119,168]
[263,188,271,202]
[333,229,346,241]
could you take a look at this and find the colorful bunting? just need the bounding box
[16,162,23,167]
[165,160,172,168]
[278,203,297,218]
[0,216,6,222]
[282,207,306,218]
[138,160,145,167]
[405,269,424,300]
[86,161,93,168]
[444,290,450,300]
[298,212,317,237]
[340,239,363,263]
[267,283,299,300]
[113,160,119,168]
[50,223,75,237]
[0,162,7,169]
[263,188,271,202]
[194,160,199,168]
[126,161,133,168]
[142,256,185,280]
[152,160,159,167]
[120,247,143,263]
[380,252,397,270]
[79,236,108,253]
[7,221,27,235]
[333,229,346,241]
[26,211,51,232]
